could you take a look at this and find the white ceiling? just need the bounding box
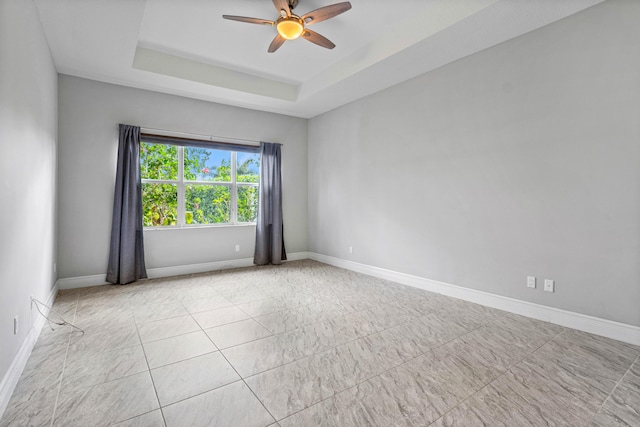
[34,0,605,118]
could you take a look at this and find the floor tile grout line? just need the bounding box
[133,311,168,427]
[137,302,391,369]
[137,296,275,352]
[48,295,78,427]
[147,349,222,371]
[184,272,376,418]
[193,300,368,355]
[239,303,506,383]
[427,328,569,426]
[501,328,640,424]
[153,378,248,410]
[205,330,275,352]
[239,310,422,380]
[136,295,258,411]
[191,315,255,334]
[231,292,333,318]
[111,409,162,426]
[137,314,243,338]
[275,343,450,422]
[139,305,221,371]
[200,319,279,424]
[49,367,165,399]
[265,308,503,422]
[275,311,552,423]
[587,351,640,425]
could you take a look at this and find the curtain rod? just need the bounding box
[139,126,262,147]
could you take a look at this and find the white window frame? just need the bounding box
[142,144,259,229]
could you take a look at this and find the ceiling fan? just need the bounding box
[223,0,352,53]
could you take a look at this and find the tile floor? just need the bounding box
[1,260,639,426]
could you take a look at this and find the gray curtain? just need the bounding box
[106,124,147,284]
[254,142,287,265]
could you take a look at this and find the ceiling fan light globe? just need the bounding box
[276,17,304,40]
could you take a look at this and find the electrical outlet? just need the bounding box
[235,244,240,252]
[527,276,536,289]
[348,246,353,254]
[544,279,555,293]
[13,317,18,335]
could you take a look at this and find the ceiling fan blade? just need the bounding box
[302,2,351,25]
[268,34,287,53]
[301,29,335,49]
[222,15,274,26]
[272,0,291,17]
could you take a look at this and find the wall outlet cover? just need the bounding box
[527,276,536,288]
[544,279,555,293]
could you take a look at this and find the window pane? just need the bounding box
[185,185,231,224]
[237,185,259,223]
[140,143,178,180]
[184,147,231,182]
[237,152,260,183]
[142,183,177,226]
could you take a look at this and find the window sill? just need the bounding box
[143,223,256,231]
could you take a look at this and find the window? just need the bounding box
[141,141,259,227]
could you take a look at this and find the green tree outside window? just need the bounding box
[140,142,259,227]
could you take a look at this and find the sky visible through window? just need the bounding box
[238,151,260,176]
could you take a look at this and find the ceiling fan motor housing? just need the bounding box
[288,0,299,10]
[276,15,305,40]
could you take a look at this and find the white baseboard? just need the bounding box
[56,274,109,290]
[308,252,640,346]
[57,252,311,290]
[0,281,59,419]
[146,258,255,279]
[285,251,310,262]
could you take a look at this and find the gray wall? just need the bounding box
[0,0,58,384]
[308,0,640,326]
[58,76,308,278]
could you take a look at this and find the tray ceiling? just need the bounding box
[34,0,605,118]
